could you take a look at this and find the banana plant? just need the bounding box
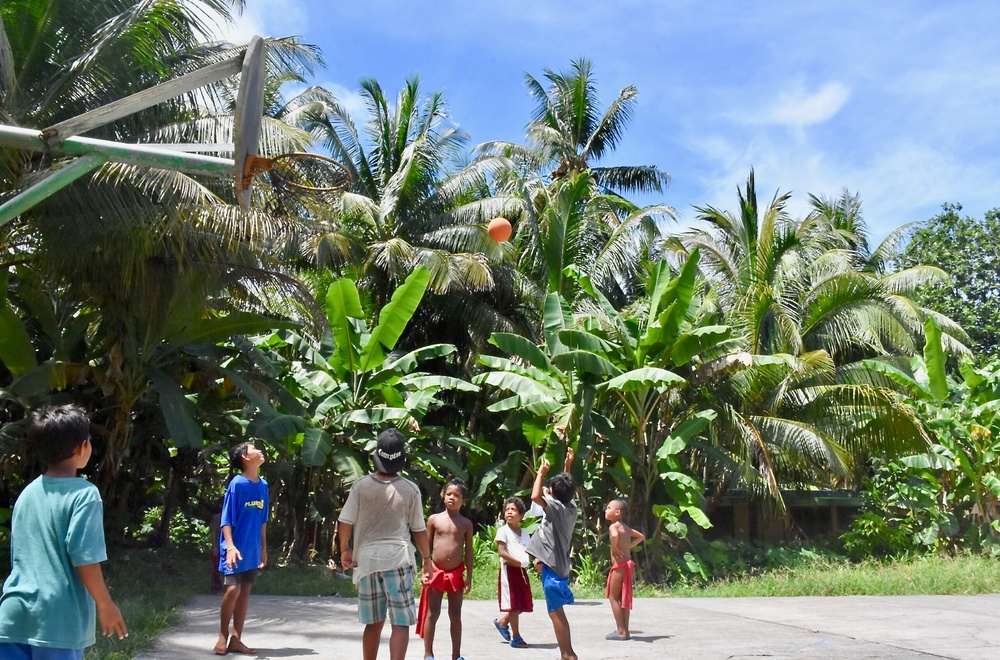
[564,251,745,546]
[241,266,480,479]
[864,319,1000,545]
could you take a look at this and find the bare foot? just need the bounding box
[213,634,229,655]
[227,637,256,655]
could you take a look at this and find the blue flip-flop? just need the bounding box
[510,635,528,648]
[493,618,511,642]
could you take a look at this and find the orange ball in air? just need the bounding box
[488,217,513,242]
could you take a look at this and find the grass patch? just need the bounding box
[85,546,206,660]
[667,554,1000,598]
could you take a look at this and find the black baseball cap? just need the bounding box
[373,428,406,475]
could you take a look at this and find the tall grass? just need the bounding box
[667,554,1000,598]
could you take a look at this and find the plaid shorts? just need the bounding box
[357,565,416,626]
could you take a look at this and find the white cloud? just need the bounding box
[217,0,307,44]
[764,82,851,128]
[316,81,370,125]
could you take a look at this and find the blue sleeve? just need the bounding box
[221,479,239,528]
[264,478,270,523]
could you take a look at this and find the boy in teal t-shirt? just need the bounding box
[0,404,127,659]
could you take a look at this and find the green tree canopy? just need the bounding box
[900,203,1000,358]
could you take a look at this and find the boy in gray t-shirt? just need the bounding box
[525,448,578,660]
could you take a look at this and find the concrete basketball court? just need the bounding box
[139,593,1000,659]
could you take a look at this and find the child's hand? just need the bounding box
[539,457,551,474]
[97,599,128,640]
[564,447,575,471]
[259,547,267,569]
[464,575,473,595]
[340,549,355,570]
[225,546,242,570]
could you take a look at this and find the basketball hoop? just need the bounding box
[242,152,352,194]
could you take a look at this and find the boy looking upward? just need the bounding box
[526,447,578,660]
[417,478,474,660]
[604,498,644,641]
[215,442,269,655]
[0,404,128,659]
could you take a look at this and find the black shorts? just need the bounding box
[222,569,259,586]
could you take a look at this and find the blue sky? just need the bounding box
[223,1,1000,242]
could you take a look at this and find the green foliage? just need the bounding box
[127,508,212,554]
[900,203,1000,357]
[841,511,914,560]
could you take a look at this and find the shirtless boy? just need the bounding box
[416,478,474,660]
[604,498,644,641]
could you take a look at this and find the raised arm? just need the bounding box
[563,446,575,473]
[531,457,551,508]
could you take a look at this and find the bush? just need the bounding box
[128,507,212,553]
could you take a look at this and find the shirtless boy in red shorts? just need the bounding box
[416,478,474,660]
[604,498,645,641]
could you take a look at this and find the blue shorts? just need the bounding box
[0,643,83,660]
[357,565,417,626]
[541,564,575,613]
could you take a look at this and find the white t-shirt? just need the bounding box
[495,523,531,568]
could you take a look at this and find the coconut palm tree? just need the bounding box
[478,58,671,196]
[680,170,937,512]
[304,75,536,354]
[0,0,328,518]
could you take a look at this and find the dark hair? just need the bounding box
[503,496,525,515]
[444,477,469,500]
[28,404,90,467]
[549,472,575,505]
[609,498,627,516]
[230,442,251,472]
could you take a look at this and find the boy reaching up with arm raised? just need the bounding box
[525,448,578,660]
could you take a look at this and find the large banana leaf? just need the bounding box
[338,407,411,426]
[602,367,685,393]
[487,393,564,416]
[301,427,332,467]
[149,370,202,449]
[551,350,621,377]
[671,325,732,367]
[398,374,478,393]
[923,317,948,402]
[489,332,552,371]
[474,371,562,401]
[325,278,364,378]
[475,356,563,391]
[0,303,35,376]
[168,311,296,348]
[384,344,457,373]
[543,292,573,355]
[360,267,430,372]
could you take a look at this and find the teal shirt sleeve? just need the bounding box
[67,495,107,566]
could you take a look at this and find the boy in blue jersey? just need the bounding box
[215,442,268,655]
[0,404,128,660]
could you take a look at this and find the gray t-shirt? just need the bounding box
[525,493,577,578]
[339,474,425,582]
